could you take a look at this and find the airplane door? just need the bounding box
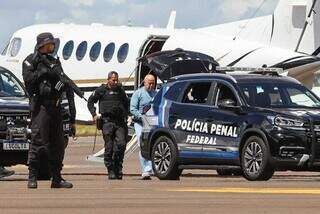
[135,35,169,89]
[169,81,215,163]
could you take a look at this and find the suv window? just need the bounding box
[0,70,25,97]
[287,88,316,107]
[182,82,211,104]
[215,83,238,106]
[239,82,320,108]
[164,82,186,102]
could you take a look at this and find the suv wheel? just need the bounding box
[241,136,274,181]
[151,136,180,180]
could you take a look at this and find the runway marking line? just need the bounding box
[167,188,320,195]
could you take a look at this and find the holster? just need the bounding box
[96,117,103,130]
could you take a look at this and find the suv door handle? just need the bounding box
[171,113,179,118]
[207,118,215,122]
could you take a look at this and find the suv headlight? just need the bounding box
[274,116,305,129]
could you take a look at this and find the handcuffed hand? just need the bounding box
[93,115,99,124]
[127,116,133,126]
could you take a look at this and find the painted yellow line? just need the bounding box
[168,188,320,195]
[11,164,99,169]
[74,77,134,84]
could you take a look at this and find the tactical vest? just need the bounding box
[99,87,126,118]
[37,59,62,101]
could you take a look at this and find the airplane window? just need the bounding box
[76,41,87,61]
[52,39,60,56]
[90,42,101,62]
[9,38,22,57]
[117,43,129,63]
[63,40,74,60]
[103,42,115,62]
[1,42,9,56]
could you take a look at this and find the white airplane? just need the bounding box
[0,0,320,122]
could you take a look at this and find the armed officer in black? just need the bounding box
[87,71,129,180]
[22,32,75,189]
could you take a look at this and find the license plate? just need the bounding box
[3,140,29,151]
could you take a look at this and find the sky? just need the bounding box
[0,0,279,50]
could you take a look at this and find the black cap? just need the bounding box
[36,32,58,49]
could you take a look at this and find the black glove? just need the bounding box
[37,66,48,78]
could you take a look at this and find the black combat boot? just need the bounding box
[114,152,124,180]
[51,174,73,189]
[108,167,117,180]
[51,179,73,188]
[116,168,123,180]
[114,164,123,180]
[27,169,38,189]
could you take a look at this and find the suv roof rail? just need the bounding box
[216,66,283,76]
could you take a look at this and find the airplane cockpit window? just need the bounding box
[90,41,101,62]
[117,43,129,63]
[9,37,22,57]
[1,41,9,56]
[103,42,115,62]
[76,41,87,61]
[63,40,74,60]
[52,38,60,56]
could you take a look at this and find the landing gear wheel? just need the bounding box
[241,136,274,181]
[152,136,180,180]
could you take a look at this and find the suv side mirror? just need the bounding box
[218,99,240,111]
[218,99,236,107]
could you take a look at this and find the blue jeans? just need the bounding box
[134,123,152,174]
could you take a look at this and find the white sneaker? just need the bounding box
[141,172,151,180]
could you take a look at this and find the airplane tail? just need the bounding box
[198,0,320,55]
[271,0,320,55]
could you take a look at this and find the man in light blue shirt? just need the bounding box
[130,74,156,180]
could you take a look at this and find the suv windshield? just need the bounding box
[0,69,25,97]
[239,82,320,108]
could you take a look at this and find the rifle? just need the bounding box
[38,53,87,102]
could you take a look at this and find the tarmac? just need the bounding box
[1,136,320,214]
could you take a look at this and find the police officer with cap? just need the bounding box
[87,71,130,180]
[22,32,75,189]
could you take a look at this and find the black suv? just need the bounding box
[140,66,320,181]
[0,66,30,167]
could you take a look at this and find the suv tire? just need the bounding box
[241,136,274,181]
[151,136,180,180]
